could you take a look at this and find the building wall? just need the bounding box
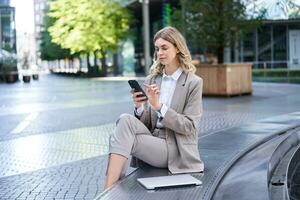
[33,0,47,65]
[0,0,16,53]
[0,0,10,6]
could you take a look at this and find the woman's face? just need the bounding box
[154,38,178,66]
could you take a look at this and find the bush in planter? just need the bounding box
[20,51,33,83]
[169,1,266,96]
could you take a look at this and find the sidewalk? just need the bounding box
[0,75,300,199]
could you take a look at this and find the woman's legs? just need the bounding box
[104,114,168,189]
[131,134,168,168]
[104,114,152,189]
[105,134,168,189]
[104,153,127,189]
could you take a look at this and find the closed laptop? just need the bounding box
[137,174,202,190]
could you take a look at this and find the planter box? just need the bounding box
[195,63,252,96]
[32,74,39,80]
[1,66,19,83]
[23,75,31,83]
[5,72,18,83]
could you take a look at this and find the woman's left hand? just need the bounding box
[144,83,161,110]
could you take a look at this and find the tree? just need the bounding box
[172,0,266,63]
[48,0,131,76]
[40,13,73,61]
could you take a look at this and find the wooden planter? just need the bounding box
[195,63,252,96]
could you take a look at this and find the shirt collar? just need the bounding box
[162,67,183,81]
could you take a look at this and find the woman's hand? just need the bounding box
[131,89,147,108]
[144,84,161,110]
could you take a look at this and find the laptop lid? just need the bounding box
[137,174,202,190]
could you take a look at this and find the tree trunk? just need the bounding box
[87,52,92,74]
[100,50,107,77]
[217,0,224,64]
[69,58,72,71]
[180,0,186,38]
[93,51,99,74]
[217,46,224,64]
[78,56,82,72]
[113,53,119,76]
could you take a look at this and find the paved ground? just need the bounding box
[0,74,299,200]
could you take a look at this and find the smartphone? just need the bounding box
[128,80,148,99]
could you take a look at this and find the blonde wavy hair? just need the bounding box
[150,26,196,76]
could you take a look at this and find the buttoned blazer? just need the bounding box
[131,71,204,174]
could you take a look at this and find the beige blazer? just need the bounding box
[131,71,204,174]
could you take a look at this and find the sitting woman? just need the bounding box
[104,26,204,189]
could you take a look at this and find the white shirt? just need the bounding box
[136,67,183,128]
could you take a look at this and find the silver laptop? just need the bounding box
[137,174,202,190]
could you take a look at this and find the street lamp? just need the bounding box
[140,0,151,74]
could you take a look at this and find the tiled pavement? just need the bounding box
[0,74,300,199]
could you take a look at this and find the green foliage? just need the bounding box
[253,68,300,77]
[48,0,131,56]
[40,13,73,61]
[171,0,266,63]
[253,68,300,84]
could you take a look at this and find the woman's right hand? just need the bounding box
[131,89,147,108]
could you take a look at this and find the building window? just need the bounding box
[35,3,40,11]
[35,14,40,23]
[258,26,271,68]
[40,3,45,10]
[273,25,287,68]
[36,26,40,33]
[243,31,255,62]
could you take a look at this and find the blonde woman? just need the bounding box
[104,26,204,189]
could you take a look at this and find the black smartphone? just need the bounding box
[128,80,148,99]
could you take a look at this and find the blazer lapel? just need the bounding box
[170,72,187,111]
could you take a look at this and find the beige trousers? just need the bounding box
[109,113,168,173]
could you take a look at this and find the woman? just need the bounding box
[104,26,204,189]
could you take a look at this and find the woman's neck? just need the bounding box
[164,61,179,75]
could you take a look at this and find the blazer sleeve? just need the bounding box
[161,77,203,135]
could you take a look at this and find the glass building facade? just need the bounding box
[126,1,300,71]
[0,0,9,5]
[241,20,300,69]
[0,0,16,53]
[33,0,48,66]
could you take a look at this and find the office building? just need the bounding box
[0,0,16,53]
